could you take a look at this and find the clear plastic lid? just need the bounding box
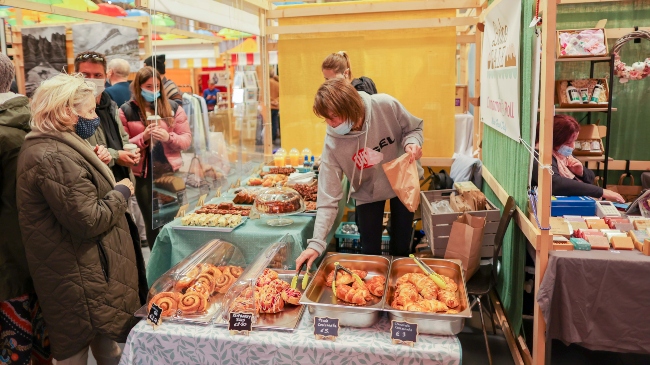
[136,239,246,325]
[252,186,305,216]
[220,236,293,323]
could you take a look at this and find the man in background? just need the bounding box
[105,58,132,107]
[144,54,183,102]
[269,68,280,145]
[203,80,219,111]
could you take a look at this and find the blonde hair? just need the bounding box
[322,51,352,81]
[313,78,364,130]
[30,73,96,133]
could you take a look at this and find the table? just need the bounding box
[537,249,650,354]
[147,215,316,286]
[119,312,462,365]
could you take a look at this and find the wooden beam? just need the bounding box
[560,0,625,3]
[457,34,476,44]
[420,157,454,167]
[0,0,142,29]
[268,0,480,18]
[490,291,526,365]
[11,28,25,95]
[267,17,478,35]
[606,27,650,38]
[151,25,223,42]
[148,39,220,47]
[473,5,483,157]
[260,9,273,159]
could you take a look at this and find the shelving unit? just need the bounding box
[555,54,616,185]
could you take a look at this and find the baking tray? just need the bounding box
[300,253,390,328]
[174,217,248,232]
[213,271,307,332]
[384,258,471,335]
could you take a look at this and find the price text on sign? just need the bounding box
[390,320,418,344]
[314,316,339,337]
[147,303,162,327]
[229,312,253,332]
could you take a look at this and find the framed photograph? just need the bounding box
[246,89,258,103]
[244,71,258,89]
[233,71,245,89]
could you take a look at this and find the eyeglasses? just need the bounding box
[76,54,104,62]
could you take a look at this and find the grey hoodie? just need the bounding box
[307,91,424,255]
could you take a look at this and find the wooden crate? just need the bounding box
[421,190,501,259]
[556,28,608,59]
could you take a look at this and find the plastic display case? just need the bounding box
[252,186,305,226]
[135,239,246,325]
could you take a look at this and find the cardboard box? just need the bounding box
[555,78,610,110]
[611,236,634,250]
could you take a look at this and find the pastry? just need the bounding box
[202,264,222,279]
[437,290,460,309]
[281,288,302,305]
[365,276,386,297]
[441,275,458,293]
[194,274,216,294]
[215,274,235,294]
[248,178,263,186]
[254,194,301,214]
[257,286,285,314]
[403,302,428,312]
[267,279,290,294]
[178,292,208,314]
[335,284,367,306]
[229,266,244,278]
[446,309,460,314]
[217,202,234,210]
[392,272,461,314]
[148,292,180,317]
[294,183,318,202]
[154,175,186,192]
[351,280,373,301]
[187,282,211,298]
[325,269,368,286]
[418,299,449,313]
[256,268,279,287]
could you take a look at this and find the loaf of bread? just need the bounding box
[154,176,186,192]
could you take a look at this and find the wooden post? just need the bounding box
[472,5,483,157]
[11,28,26,95]
[140,19,152,59]
[459,43,470,85]
[66,26,74,71]
[533,0,557,363]
[260,9,272,158]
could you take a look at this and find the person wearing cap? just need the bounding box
[143,54,183,102]
[0,53,52,365]
[74,51,140,185]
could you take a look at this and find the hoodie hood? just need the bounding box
[0,93,31,132]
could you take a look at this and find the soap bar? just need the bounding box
[586,235,610,250]
[611,236,634,250]
[550,217,571,236]
[644,239,650,256]
[614,223,634,232]
[633,220,650,230]
[606,232,627,243]
[628,230,649,251]
[570,237,591,251]
[570,221,589,231]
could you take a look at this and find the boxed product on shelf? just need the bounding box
[557,28,608,58]
[420,189,500,258]
[334,222,390,256]
[555,78,609,108]
[574,123,605,157]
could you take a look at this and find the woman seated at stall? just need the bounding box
[532,114,624,202]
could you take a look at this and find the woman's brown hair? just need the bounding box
[313,78,364,130]
[132,66,174,122]
[322,51,352,81]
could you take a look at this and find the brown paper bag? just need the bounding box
[607,174,642,203]
[444,213,486,281]
[382,153,420,212]
[449,192,472,212]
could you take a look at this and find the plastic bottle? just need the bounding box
[289,148,300,167]
[590,80,604,104]
[273,148,286,167]
[301,148,312,166]
[566,82,581,104]
[303,155,309,167]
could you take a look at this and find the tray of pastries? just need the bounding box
[300,253,390,328]
[384,258,471,335]
[176,202,248,232]
[136,239,246,325]
[293,183,318,215]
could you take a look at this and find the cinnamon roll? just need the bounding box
[179,292,208,314]
[148,292,180,317]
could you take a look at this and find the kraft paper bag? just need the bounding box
[382,153,420,212]
[444,213,486,281]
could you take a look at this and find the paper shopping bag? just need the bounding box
[382,153,420,212]
[444,213,486,281]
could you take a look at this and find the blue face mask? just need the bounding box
[557,145,574,157]
[331,120,352,135]
[141,89,160,103]
[75,115,101,139]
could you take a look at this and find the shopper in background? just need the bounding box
[144,54,183,102]
[0,53,52,365]
[16,73,146,364]
[75,51,140,183]
[269,68,281,145]
[531,114,624,202]
[322,51,378,95]
[296,78,423,270]
[203,80,219,111]
[105,58,132,107]
[120,66,192,249]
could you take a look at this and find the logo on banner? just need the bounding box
[352,147,384,170]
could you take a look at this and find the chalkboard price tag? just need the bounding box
[314,316,339,341]
[390,320,418,347]
[147,303,162,329]
[229,312,253,335]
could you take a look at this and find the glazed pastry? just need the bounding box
[248,178,263,186]
[187,282,211,298]
[403,302,428,312]
[202,264,222,279]
[194,274,216,294]
[325,269,368,287]
[257,286,285,314]
[229,266,244,278]
[335,284,367,306]
[351,280,373,301]
[406,273,438,300]
[222,266,238,281]
[281,288,302,305]
[394,282,419,303]
[148,292,180,317]
[267,279,290,294]
[441,275,458,292]
[418,299,449,313]
[364,276,386,297]
[256,268,279,287]
[178,292,208,314]
[437,290,460,309]
[215,274,235,294]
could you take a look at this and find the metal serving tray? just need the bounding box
[299,253,390,328]
[384,258,471,335]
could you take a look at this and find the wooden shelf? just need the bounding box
[575,155,613,163]
[538,107,617,113]
[556,56,611,62]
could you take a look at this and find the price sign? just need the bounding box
[147,303,162,329]
[229,312,253,335]
[314,316,339,341]
[390,320,418,347]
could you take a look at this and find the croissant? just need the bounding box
[437,290,460,309]
[365,276,386,297]
[335,284,367,306]
[148,292,180,317]
[394,282,419,303]
[418,299,449,313]
[446,309,460,314]
[403,302,428,312]
[325,269,368,286]
[351,280,373,301]
[441,275,458,292]
[408,274,439,299]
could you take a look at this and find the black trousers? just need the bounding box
[135,176,159,250]
[356,197,414,257]
[271,109,280,140]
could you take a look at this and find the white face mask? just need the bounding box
[84,78,106,97]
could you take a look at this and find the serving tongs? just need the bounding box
[331,261,363,294]
[409,254,447,290]
[291,261,310,290]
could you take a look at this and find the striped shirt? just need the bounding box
[163,76,182,101]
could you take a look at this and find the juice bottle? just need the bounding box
[274,148,286,167]
[289,148,301,166]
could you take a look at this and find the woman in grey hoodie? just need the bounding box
[296,78,423,270]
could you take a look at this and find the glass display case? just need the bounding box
[252,186,305,226]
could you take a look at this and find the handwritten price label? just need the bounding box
[390,320,418,347]
[228,312,253,332]
[314,316,339,341]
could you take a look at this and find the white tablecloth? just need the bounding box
[119,312,462,365]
